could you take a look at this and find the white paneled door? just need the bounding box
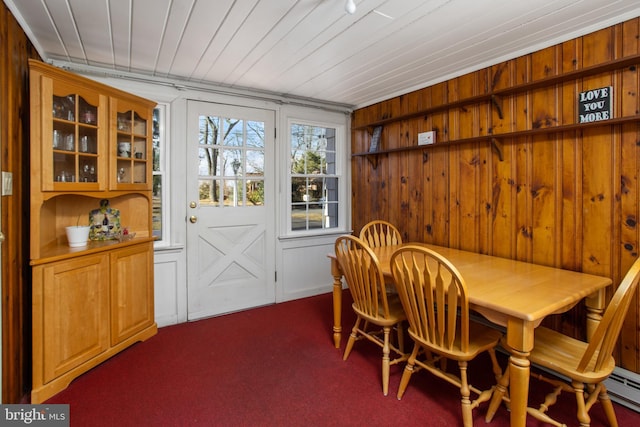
[186,101,275,320]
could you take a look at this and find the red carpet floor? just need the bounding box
[46,291,640,426]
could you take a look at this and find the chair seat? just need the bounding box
[411,321,502,362]
[352,294,406,327]
[528,327,616,384]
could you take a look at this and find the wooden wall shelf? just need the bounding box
[354,114,640,167]
[353,54,640,131]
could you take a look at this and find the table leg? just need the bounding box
[506,320,534,427]
[508,350,530,427]
[585,288,606,341]
[330,256,343,348]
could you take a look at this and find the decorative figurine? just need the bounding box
[89,199,121,240]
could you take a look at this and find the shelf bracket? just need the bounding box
[490,95,504,120]
[366,154,379,169]
[491,138,504,161]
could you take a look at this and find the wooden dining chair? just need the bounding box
[359,220,402,248]
[390,245,504,427]
[485,257,640,427]
[334,235,408,396]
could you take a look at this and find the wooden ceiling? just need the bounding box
[4,0,640,108]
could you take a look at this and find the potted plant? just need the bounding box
[65,214,90,248]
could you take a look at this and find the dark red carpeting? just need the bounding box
[46,291,640,426]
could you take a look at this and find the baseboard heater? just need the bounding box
[605,368,640,412]
[470,313,640,413]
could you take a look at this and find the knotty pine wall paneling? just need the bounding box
[351,17,640,373]
[0,1,41,402]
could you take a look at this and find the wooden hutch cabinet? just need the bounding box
[28,60,158,403]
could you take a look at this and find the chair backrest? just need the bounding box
[334,235,394,321]
[359,220,402,248]
[390,245,470,353]
[578,257,640,373]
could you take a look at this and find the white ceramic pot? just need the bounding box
[65,225,90,247]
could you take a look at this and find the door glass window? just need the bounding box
[198,116,265,207]
[290,123,339,231]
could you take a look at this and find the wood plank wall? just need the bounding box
[351,18,640,373]
[0,3,40,403]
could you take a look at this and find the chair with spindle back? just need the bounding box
[390,245,504,427]
[359,220,402,248]
[485,257,640,427]
[334,235,408,396]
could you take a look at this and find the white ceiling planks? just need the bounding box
[4,0,640,108]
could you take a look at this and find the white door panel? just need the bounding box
[186,101,275,320]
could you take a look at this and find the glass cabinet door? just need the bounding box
[112,101,151,190]
[47,88,106,191]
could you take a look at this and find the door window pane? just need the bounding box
[198,114,265,207]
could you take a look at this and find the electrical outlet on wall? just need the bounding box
[418,131,435,146]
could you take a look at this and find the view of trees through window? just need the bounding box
[290,123,338,231]
[152,107,163,240]
[198,115,265,207]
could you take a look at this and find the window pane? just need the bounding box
[199,116,219,145]
[223,118,243,146]
[246,180,264,206]
[246,149,264,175]
[247,121,264,148]
[291,205,308,231]
[152,106,164,242]
[223,149,243,176]
[224,179,239,206]
[199,147,221,176]
[199,179,220,205]
[152,175,162,238]
[291,177,307,203]
[289,122,339,232]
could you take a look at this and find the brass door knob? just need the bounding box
[189,215,197,223]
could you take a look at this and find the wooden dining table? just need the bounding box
[328,243,612,427]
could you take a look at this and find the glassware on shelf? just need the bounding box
[64,134,74,151]
[56,171,75,182]
[81,163,97,182]
[117,113,131,132]
[78,96,97,125]
[53,130,62,149]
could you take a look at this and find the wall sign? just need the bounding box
[578,86,612,123]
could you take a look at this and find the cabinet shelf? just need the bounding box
[353,54,640,130]
[30,236,156,266]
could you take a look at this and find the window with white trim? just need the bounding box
[152,104,169,246]
[289,122,341,232]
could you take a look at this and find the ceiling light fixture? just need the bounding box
[345,0,356,14]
